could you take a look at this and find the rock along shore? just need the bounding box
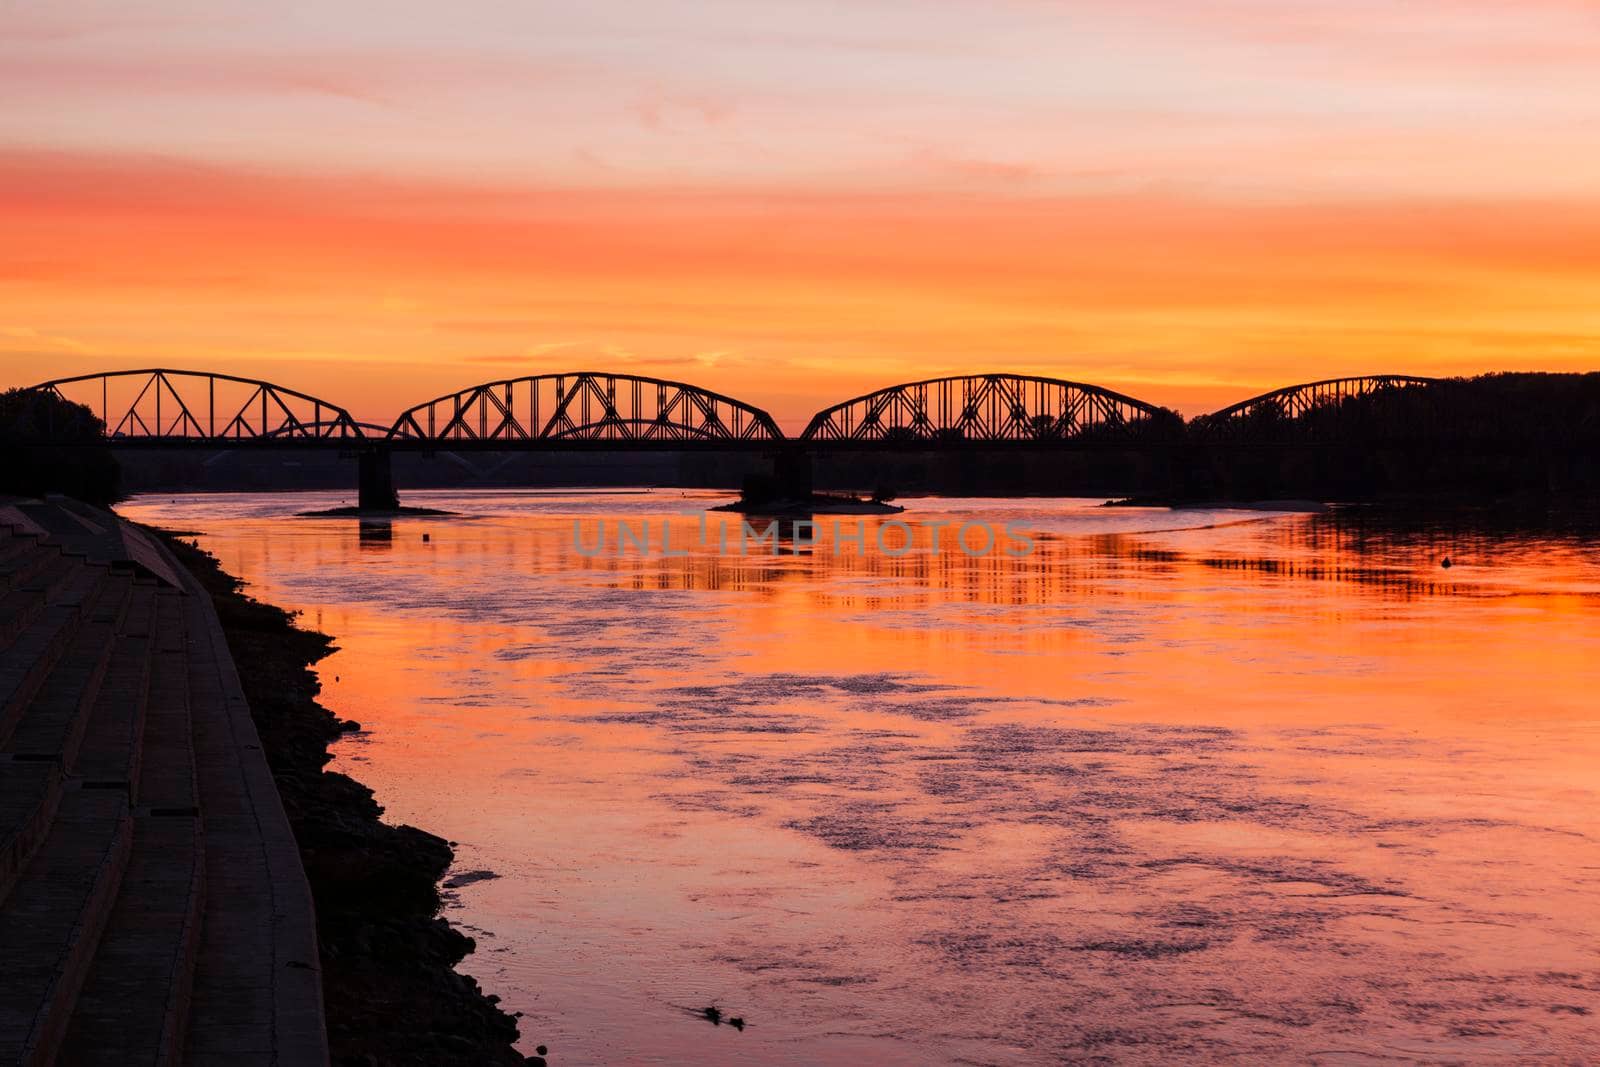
[153,527,539,1067]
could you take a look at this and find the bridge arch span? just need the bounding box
[1197,375,1439,440]
[386,372,783,443]
[800,374,1173,444]
[26,369,367,441]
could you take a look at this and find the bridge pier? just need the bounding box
[357,446,399,511]
[772,445,813,499]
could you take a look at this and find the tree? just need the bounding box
[0,388,121,507]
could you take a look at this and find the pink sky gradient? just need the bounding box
[3,0,1599,425]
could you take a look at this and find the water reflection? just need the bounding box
[357,518,392,549]
[119,491,1600,1065]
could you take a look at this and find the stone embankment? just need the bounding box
[0,497,537,1066]
[0,495,323,1064]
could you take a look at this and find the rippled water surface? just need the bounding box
[120,491,1600,1064]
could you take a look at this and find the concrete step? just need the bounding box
[0,759,64,904]
[0,532,40,564]
[0,545,59,598]
[50,559,110,608]
[154,590,187,656]
[13,501,107,540]
[6,551,81,604]
[0,538,44,588]
[0,563,114,748]
[86,571,136,630]
[0,588,48,651]
[3,618,117,767]
[74,583,163,797]
[137,594,196,814]
[0,788,132,1066]
[182,592,326,1066]
[73,633,155,796]
[58,814,206,1066]
[0,606,87,750]
[120,580,160,641]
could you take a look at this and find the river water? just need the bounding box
[120,491,1600,1065]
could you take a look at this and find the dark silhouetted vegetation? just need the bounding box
[0,388,120,506]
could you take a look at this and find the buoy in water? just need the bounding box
[1440,556,1453,569]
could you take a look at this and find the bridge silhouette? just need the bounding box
[799,374,1179,444]
[12,368,1442,505]
[1192,375,1439,442]
[386,372,784,446]
[21,368,1439,445]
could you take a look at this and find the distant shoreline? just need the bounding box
[297,504,457,517]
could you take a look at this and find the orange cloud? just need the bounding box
[3,150,1599,427]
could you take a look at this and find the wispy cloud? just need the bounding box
[5,147,1600,425]
[5,2,1599,423]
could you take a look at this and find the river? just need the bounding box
[119,490,1600,1065]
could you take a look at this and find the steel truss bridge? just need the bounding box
[1193,375,1440,442]
[22,370,370,444]
[387,372,782,446]
[799,374,1175,444]
[12,368,1442,449]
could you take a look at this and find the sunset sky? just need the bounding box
[4,0,1600,428]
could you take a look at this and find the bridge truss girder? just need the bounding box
[800,374,1170,444]
[27,369,366,442]
[386,372,782,444]
[1197,375,1439,442]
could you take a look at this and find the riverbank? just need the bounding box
[153,527,538,1066]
